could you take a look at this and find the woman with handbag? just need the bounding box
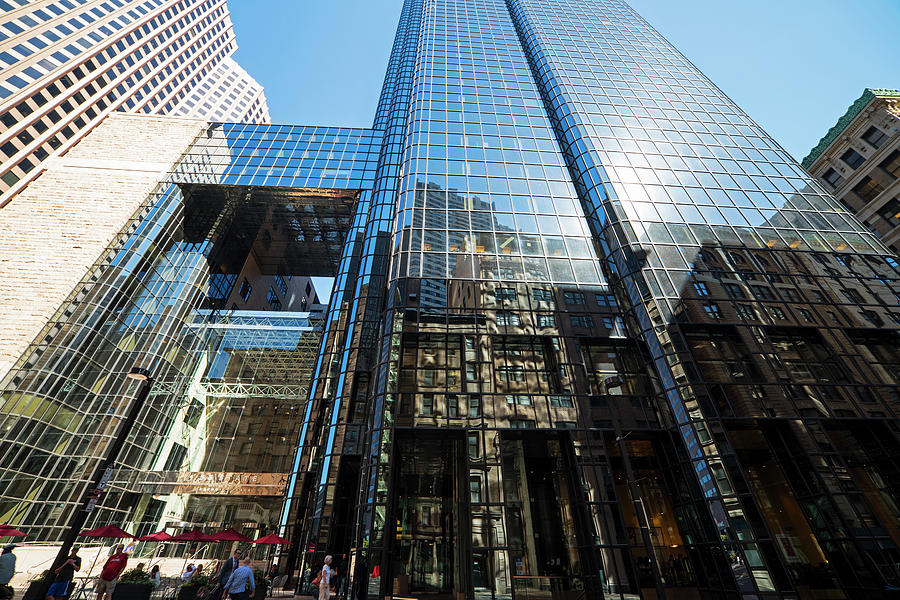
[317,555,333,600]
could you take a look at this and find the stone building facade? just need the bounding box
[0,114,205,380]
[804,89,900,253]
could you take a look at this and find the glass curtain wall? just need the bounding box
[505,0,900,597]
[303,0,900,599]
[0,123,378,550]
[351,0,653,598]
[0,183,213,539]
[3,1,900,598]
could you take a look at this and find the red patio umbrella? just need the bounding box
[78,525,135,578]
[78,525,134,539]
[171,530,217,575]
[136,531,173,572]
[137,531,173,541]
[253,534,291,545]
[211,528,253,543]
[0,524,27,537]
[170,529,217,542]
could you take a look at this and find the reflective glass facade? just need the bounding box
[296,1,900,598]
[2,1,900,599]
[0,123,373,544]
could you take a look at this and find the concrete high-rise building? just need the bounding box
[804,89,900,253]
[3,1,900,599]
[169,56,269,123]
[0,0,269,206]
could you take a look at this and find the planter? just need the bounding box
[177,580,217,600]
[177,586,200,600]
[112,582,153,600]
[252,582,268,600]
[22,580,51,600]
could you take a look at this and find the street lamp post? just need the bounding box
[50,367,154,572]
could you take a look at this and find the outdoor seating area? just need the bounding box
[268,575,292,597]
[0,523,295,599]
[13,571,314,600]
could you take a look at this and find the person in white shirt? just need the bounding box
[319,555,333,600]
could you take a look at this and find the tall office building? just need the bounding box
[0,0,269,206]
[804,89,900,253]
[2,1,900,599]
[169,56,269,123]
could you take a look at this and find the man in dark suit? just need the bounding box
[217,549,242,591]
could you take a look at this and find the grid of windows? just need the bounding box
[502,0,900,595]
[0,0,266,204]
[391,0,606,285]
[170,56,269,123]
[173,123,383,190]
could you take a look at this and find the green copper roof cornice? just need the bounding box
[802,88,900,169]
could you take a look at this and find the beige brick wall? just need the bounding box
[0,113,206,381]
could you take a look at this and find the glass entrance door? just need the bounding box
[500,433,585,599]
[393,432,469,599]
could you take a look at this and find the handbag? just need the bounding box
[312,574,320,586]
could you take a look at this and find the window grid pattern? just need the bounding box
[172,123,383,190]
[508,0,900,595]
[391,0,605,285]
[0,0,267,205]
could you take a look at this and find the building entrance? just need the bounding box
[500,433,587,600]
[392,432,470,599]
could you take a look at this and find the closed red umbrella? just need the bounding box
[0,524,27,537]
[253,534,291,545]
[170,529,217,542]
[136,531,173,541]
[211,528,253,543]
[78,525,134,538]
[254,534,292,576]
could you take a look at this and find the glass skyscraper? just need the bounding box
[2,0,900,599]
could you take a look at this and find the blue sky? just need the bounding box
[230,0,899,162]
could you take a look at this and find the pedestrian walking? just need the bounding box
[46,546,81,600]
[319,555,333,600]
[0,544,16,599]
[216,549,241,596]
[95,544,128,600]
[221,556,254,600]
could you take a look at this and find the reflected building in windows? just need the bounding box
[0,0,268,205]
[2,1,900,599]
